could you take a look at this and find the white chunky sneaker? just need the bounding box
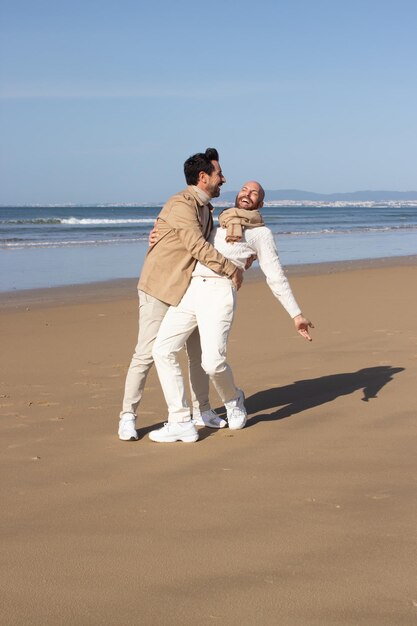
[118,414,139,441]
[192,409,227,429]
[225,389,247,430]
[149,421,199,443]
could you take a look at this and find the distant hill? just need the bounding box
[219,189,417,202]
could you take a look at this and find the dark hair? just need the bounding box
[184,148,219,185]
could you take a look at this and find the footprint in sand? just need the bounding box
[368,492,391,500]
[73,381,101,387]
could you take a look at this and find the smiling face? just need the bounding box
[236,181,265,210]
[198,160,226,198]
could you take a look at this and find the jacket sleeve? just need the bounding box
[163,199,238,277]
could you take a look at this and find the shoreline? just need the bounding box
[1,253,416,311]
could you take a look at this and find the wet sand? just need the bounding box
[1,258,416,625]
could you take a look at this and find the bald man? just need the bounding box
[149,181,313,443]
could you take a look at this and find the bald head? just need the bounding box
[235,181,265,210]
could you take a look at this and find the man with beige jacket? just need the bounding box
[118,148,243,441]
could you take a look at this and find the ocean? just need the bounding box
[1,203,416,292]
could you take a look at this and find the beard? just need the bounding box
[205,181,221,198]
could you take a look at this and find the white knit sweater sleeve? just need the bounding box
[249,228,302,318]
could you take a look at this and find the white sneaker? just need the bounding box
[118,414,139,441]
[192,409,227,429]
[149,421,199,443]
[225,389,247,430]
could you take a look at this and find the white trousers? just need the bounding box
[120,291,210,418]
[152,276,238,422]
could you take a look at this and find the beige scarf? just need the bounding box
[219,208,265,242]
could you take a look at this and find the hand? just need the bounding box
[293,314,314,342]
[244,254,257,270]
[148,221,159,247]
[230,267,244,291]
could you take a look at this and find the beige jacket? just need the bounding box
[138,186,237,306]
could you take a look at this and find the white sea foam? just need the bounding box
[275,225,417,236]
[61,217,155,225]
[1,217,156,225]
[2,237,145,249]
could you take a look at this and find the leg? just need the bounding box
[185,327,211,415]
[185,326,227,429]
[152,283,199,423]
[194,277,247,430]
[194,278,238,403]
[120,290,169,417]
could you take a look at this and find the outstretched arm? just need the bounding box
[251,229,314,339]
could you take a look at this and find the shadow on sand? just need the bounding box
[217,365,405,426]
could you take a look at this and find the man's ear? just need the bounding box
[198,171,207,184]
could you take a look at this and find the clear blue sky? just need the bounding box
[1,0,416,204]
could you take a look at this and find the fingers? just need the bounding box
[298,328,312,342]
[297,323,313,341]
[232,275,243,290]
[244,254,257,270]
[148,227,159,247]
[294,316,314,341]
[231,268,244,290]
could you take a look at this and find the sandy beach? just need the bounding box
[1,258,416,625]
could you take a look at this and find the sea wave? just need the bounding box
[274,225,417,236]
[2,218,62,225]
[1,237,147,249]
[0,217,156,225]
[61,218,155,225]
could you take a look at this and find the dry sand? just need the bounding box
[1,259,416,625]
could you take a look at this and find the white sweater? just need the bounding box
[192,226,302,319]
